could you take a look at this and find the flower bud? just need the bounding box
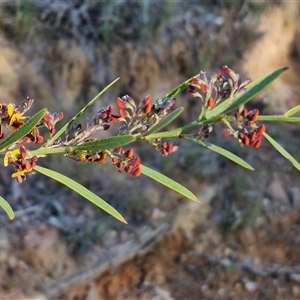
[223,65,230,75]
[257,124,266,135]
[223,129,231,136]
[119,109,130,118]
[241,108,248,118]
[250,131,257,141]
[143,103,152,114]
[116,162,124,170]
[207,96,215,108]
[125,148,134,158]
[238,132,245,140]
[248,109,259,122]
[36,135,44,143]
[116,97,128,109]
[110,114,121,122]
[243,135,250,145]
[200,83,207,92]
[132,167,142,177]
[252,139,262,148]
[57,112,64,120]
[124,165,134,174]
[114,147,123,154]
[132,157,140,168]
[142,95,151,106]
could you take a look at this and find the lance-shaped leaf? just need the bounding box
[34,166,127,223]
[0,108,47,152]
[141,164,199,202]
[47,78,120,145]
[163,74,198,100]
[143,107,184,137]
[189,138,254,170]
[73,135,135,152]
[284,105,300,117]
[263,132,300,172]
[0,196,14,220]
[206,67,288,120]
[257,115,300,123]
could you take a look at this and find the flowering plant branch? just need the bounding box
[0,66,297,223]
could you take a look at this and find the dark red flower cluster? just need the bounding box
[64,108,114,145]
[238,124,266,148]
[235,108,259,125]
[147,138,179,157]
[22,110,64,144]
[111,147,141,176]
[160,141,178,156]
[114,94,176,135]
[96,105,122,123]
[22,128,44,144]
[64,93,179,177]
[188,66,251,115]
[141,95,152,114]
[224,107,266,148]
[43,111,64,135]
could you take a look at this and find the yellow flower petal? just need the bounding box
[12,170,27,178]
[7,104,14,117]
[12,149,21,159]
[79,150,88,161]
[3,152,10,166]
[3,149,21,166]
[9,112,21,126]
[31,127,39,136]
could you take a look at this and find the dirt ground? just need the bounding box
[0,2,300,300]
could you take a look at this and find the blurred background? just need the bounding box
[0,1,300,299]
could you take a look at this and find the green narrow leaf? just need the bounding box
[73,135,135,151]
[34,166,127,223]
[258,115,300,123]
[0,196,14,220]
[163,74,197,99]
[263,132,300,171]
[189,138,254,170]
[206,67,288,119]
[284,105,300,117]
[0,108,47,152]
[143,107,184,137]
[140,164,199,202]
[47,77,120,145]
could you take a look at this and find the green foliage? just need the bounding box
[141,164,199,202]
[189,138,254,170]
[284,105,300,117]
[0,65,299,224]
[143,107,184,136]
[206,67,287,119]
[47,78,120,146]
[73,136,135,152]
[0,196,14,220]
[35,166,127,224]
[263,132,300,172]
